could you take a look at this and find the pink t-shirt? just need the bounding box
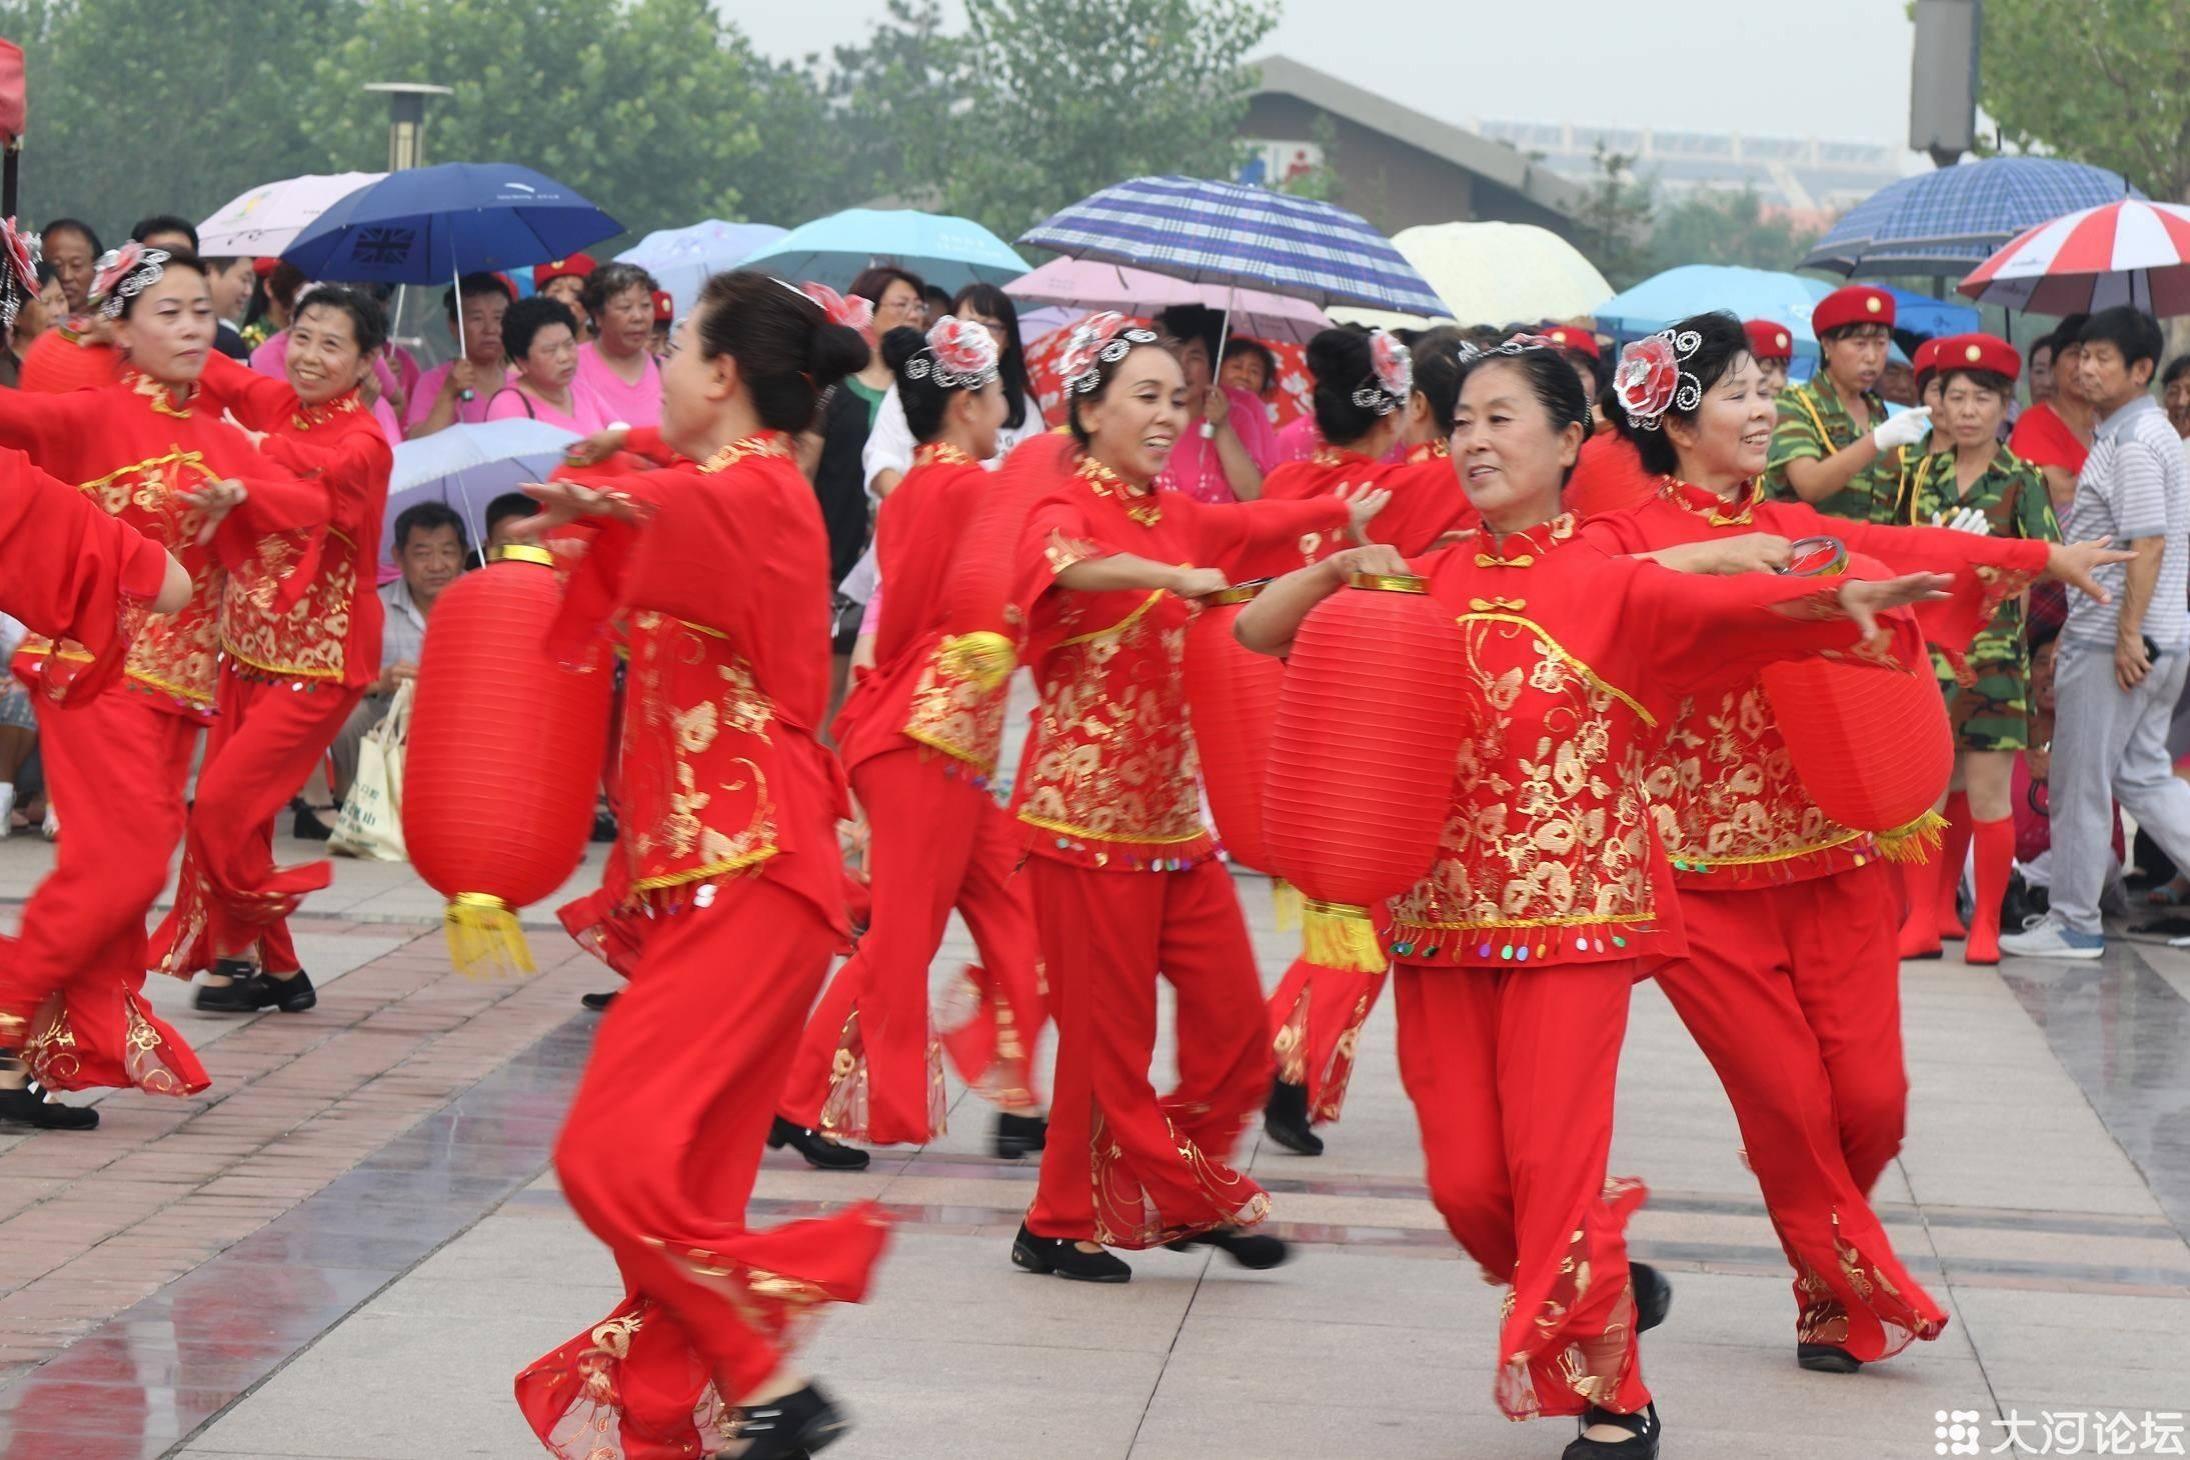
[482,376,613,435]
[574,341,662,428]
[405,360,511,430]
[1156,385,1281,503]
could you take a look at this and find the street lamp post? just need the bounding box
[364,82,452,173]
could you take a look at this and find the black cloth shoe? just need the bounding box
[291,800,334,842]
[194,963,267,1014]
[580,990,620,1012]
[768,1115,870,1170]
[993,1111,1047,1159]
[1631,1261,1672,1333]
[1797,1342,1863,1373]
[1166,1227,1291,1270]
[261,968,317,1013]
[712,1382,849,1460]
[0,1068,99,1131]
[1011,1223,1131,1283]
[1263,1077,1323,1156]
[1563,1402,1660,1459]
[590,809,619,844]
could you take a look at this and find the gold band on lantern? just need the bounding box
[1345,572,1429,594]
[1777,537,1848,579]
[1202,580,1270,606]
[497,544,556,568]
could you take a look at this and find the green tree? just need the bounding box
[1977,0,2190,201]
[299,0,800,239]
[805,0,964,213]
[1645,188,1824,275]
[0,0,353,240]
[1576,143,1654,290]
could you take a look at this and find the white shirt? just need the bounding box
[859,385,1049,501]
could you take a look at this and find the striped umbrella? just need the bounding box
[1019,175,1446,317]
[1801,157,2143,279]
[1958,200,2190,316]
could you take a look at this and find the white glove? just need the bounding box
[1932,505,1992,536]
[1872,407,1933,452]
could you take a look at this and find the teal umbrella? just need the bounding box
[738,208,1029,293]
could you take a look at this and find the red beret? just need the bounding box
[652,289,674,323]
[533,254,597,290]
[1542,324,1600,361]
[1812,285,1894,335]
[252,256,279,278]
[1912,337,1943,380]
[1937,332,2020,383]
[1742,318,1794,362]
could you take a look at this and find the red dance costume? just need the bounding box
[0,447,170,691]
[1253,440,1477,1122]
[1015,453,1350,1248]
[1384,514,1880,1419]
[151,353,393,978]
[0,374,321,1095]
[1584,475,2048,1363]
[779,442,1045,1140]
[516,434,888,1460]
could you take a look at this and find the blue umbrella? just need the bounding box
[1879,284,1979,341]
[1596,265,1833,354]
[617,219,787,317]
[283,162,623,285]
[1020,175,1444,316]
[739,208,1027,294]
[1801,157,2143,278]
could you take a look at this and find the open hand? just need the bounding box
[1169,566,1230,599]
[2046,536,2130,606]
[508,480,641,537]
[564,425,632,467]
[182,478,249,544]
[1837,571,1953,640]
[1338,483,1393,540]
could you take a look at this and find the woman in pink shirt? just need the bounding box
[1152,304,1278,502]
[484,296,610,434]
[572,261,663,428]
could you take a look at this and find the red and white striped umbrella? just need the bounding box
[1958,199,2190,316]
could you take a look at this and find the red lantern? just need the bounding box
[1760,548,1953,855]
[1264,573,1469,970]
[1183,583,1282,873]
[20,331,120,394]
[405,545,613,973]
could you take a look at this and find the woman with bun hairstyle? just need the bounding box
[511,272,890,1460]
[1007,314,1389,1284]
[772,317,1049,1167]
[1238,335,1962,1460]
[1582,310,2121,1378]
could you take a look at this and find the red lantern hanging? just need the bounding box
[1760,544,1953,857]
[19,331,120,394]
[1264,573,1469,971]
[404,545,613,974]
[1183,582,1283,873]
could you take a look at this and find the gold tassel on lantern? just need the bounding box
[1872,808,1949,863]
[1271,878,1303,931]
[444,893,538,977]
[1300,898,1387,973]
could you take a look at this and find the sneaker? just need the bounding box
[1997,915,2104,961]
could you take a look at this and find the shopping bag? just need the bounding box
[329,680,411,862]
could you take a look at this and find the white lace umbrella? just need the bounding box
[197,172,386,258]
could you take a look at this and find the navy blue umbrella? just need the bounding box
[1800,157,2142,279]
[281,162,623,285]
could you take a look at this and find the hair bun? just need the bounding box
[809,322,870,393]
[879,325,925,376]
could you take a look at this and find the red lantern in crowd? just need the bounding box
[19,331,120,394]
[405,545,613,974]
[1761,546,1953,856]
[1184,582,1283,872]
[1264,573,1469,971]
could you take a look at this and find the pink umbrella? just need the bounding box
[1006,256,1333,343]
[1958,199,2190,316]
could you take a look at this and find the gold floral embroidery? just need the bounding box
[913,441,973,468]
[1660,476,1758,526]
[697,433,791,473]
[1076,454,1162,526]
[902,638,1010,771]
[1647,681,1862,869]
[222,527,357,680]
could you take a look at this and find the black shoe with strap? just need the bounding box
[993,1111,1047,1159]
[260,968,317,1013]
[194,961,268,1013]
[1797,1342,1863,1373]
[1011,1223,1131,1282]
[1165,1227,1291,1270]
[767,1115,870,1171]
[0,1056,99,1131]
[1262,1077,1323,1156]
[580,990,620,1013]
[711,1382,849,1460]
[1563,1402,1660,1459]
[1631,1261,1672,1333]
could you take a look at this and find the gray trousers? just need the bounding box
[2050,639,2190,933]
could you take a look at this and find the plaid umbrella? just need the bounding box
[1020,175,1446,317]
[1802,157,2144,278]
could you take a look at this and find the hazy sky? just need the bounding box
[732,0,1922,149]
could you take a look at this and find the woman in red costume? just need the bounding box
[1253,325,1477,1153]
[0,245,323,1120]
[1581,311,2123,1378]
[772,315,1048,1168]
[509,272,889,1460]
[1238,334,1956,1460]
[0,448,190,1128]
[1006,314,1389,1283]
[148,286,395,1013]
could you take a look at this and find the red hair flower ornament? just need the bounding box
[798,281,875,336]
[1351,327,1413,414]
[907,313,999,389]
[1058,311,1160,396]
[1613,327,1702,430]
[89,242,170,320]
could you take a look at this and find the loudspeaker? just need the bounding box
[1910,0,1981,166]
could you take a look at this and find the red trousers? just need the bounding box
[1024,857,1269,1248]
[150,671,357,977]
[778,750,1045,1142]
[0,684,206,1095]
[1394,961,1651,1421]
[1655,863,1947,1361]
[517,876,889,1460]
[1266,956,1385,1122]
